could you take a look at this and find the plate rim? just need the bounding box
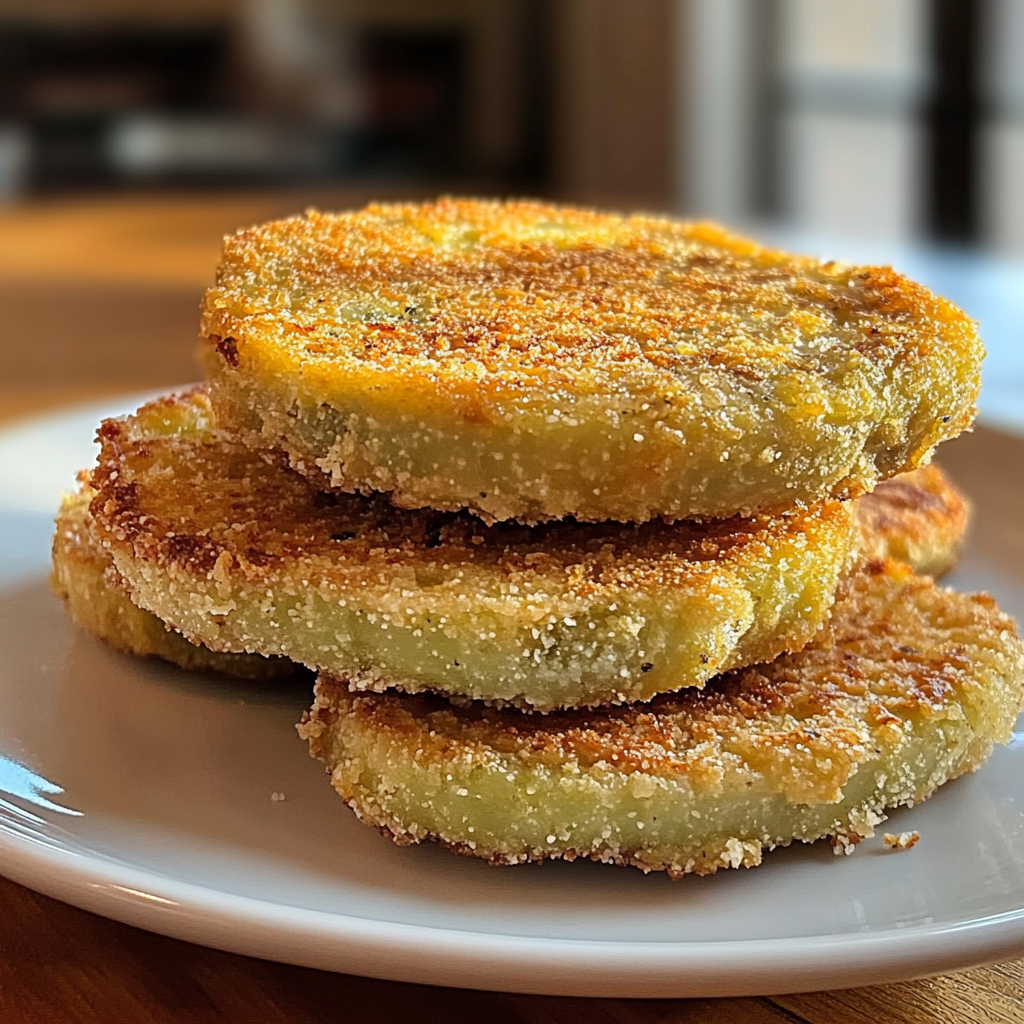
[2,820,1024,998]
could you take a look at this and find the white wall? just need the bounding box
[782,111,923,241]
[778,0,928,242]
[983,0,1024,255]
[677,0,758,222]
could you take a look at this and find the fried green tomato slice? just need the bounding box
[857,464,969,578]
[60,445,964,688]
[200,198,982,524]
[299,560,1024,878]
[59,461,968,684]
[88,388,858,711]
[52,479,301,681]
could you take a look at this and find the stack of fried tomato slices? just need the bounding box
[55,199,1024,878]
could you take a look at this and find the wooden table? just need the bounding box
[1,193,1022,1023]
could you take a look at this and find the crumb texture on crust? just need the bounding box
[882,831,921,850]
[87,388,858,709]
[52,477,300,681]
[856,464,969,577]
[301,560,1024,878]
[201,198,981,523]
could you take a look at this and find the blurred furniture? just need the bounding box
[0,0,547,197]
[3,0,1022,250]
[1,191,1023,1024]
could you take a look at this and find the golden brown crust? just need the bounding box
[856,464,969,577]
[304,561,1024,877]
[51,475,302,681]
[87,388,858,709]
[201,199,982,522]
[203,202,973,393]
[90,390,844,591]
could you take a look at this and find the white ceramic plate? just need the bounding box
[2,398,1024,999]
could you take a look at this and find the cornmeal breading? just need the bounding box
[300,561,1024,878]
[53,459,969,686]
[52,481,300,680]
[58,440,968,685]
[857,464,968,578]
[88,388,857,710]
[201,199,981,523]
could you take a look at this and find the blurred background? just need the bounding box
[0,0,1022,422]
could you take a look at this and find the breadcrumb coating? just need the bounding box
[857,464,969,577]
[201,198,982,523]
[51,479,300,681]
[57,421,966,687]
[300,561,1024,878]
[88,388,857,710]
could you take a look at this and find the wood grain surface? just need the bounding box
[1,194,1023,1023]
